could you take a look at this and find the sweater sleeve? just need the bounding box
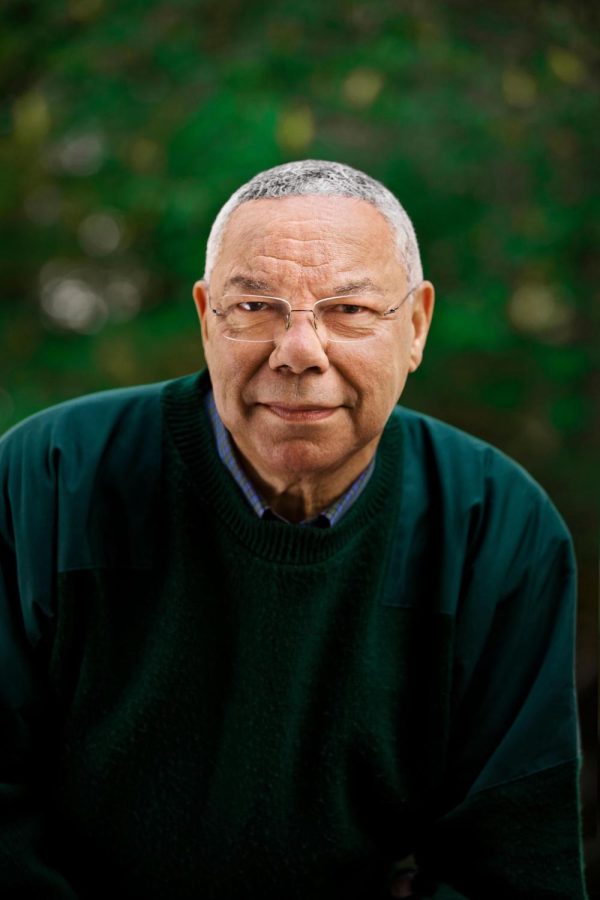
[411,458,589,899]
[0,423,80,898]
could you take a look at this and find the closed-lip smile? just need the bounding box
[263,403,338,421]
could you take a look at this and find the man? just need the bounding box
[0,160,589,898]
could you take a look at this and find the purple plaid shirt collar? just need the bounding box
[205,390,374,527]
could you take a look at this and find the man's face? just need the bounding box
[193,195,434,494]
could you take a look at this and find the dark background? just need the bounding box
[1,0,597,892]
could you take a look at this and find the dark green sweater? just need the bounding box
[0,370,588,899]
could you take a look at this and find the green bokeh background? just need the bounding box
[1,0,598,888]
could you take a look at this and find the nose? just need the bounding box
[269,309,330,374]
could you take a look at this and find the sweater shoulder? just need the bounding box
[380,405,575,624]
[387,405,573,578]
[0,380,166,459]
[0,380,170,577]
[392,404,561,515]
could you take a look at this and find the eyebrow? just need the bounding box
[223,274,384,296]
[223,275,272,292]
[330,278,383,295]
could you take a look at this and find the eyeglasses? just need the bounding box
[208,284,420,343]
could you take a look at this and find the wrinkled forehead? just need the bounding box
[212,196,405,294]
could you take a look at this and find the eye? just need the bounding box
[319,294,381,317]
[238,300,272,312]
[325,302,375,317]
[334,303,366,314]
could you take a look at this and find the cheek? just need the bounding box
[345,342,407,395]
[358,358,410,422]
[206,346,264,417]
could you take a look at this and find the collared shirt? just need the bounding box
[205,390,375,527]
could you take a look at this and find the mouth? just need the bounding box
[263,404,338,422]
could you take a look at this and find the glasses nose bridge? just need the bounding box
[281,303,320,334]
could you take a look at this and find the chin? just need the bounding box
[259,439,340,477]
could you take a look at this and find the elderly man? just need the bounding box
[0,160,588,899]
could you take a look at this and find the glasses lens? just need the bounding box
[314,297,384,342]
[219,295,289,342]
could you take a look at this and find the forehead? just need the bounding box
[214,195,403,291]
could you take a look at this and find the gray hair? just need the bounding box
[203,159,423,287]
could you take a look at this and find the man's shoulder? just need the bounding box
[392,404,547,495]
[0,377,183,573]
[1,379,167,455]
[0,378,187,491]
[383,407,575,624]
[388,405,570,547]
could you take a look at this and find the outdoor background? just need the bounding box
[1,0,598,891]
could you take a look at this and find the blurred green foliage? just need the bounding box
[0,0,598,881]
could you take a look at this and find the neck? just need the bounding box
[233,442,378,523]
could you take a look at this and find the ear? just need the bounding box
[408,280,435,373]
[192,280,211,345]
